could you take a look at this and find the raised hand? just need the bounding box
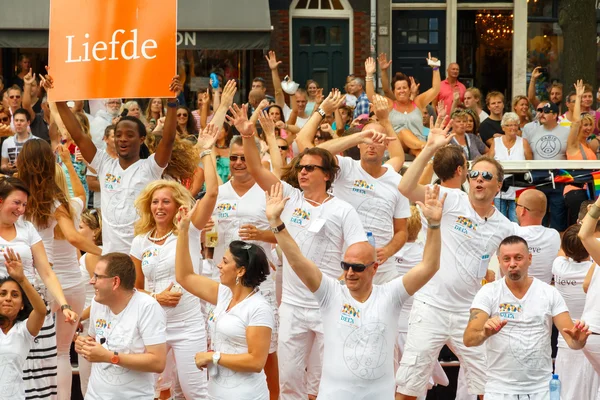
[575,79,584,97]
[227,104,254,138]
[320,89,345,114]
[563,320,591,345]
[360,129,394,146]
[169,75,183,99]
[373,94,390,121]
[436,99,446,119]
[364,57,376,75]
[426,115,454,150]
[200,89,210,104]
[483,316,507,337]
[409,77,420,98]
[426,52,439,67]
[4,248,25,283]
[23,68,36,86]
[196,123,220,150]
[377,53,392,70]
[220,80,238,108]
[265,182,290,224]
[531,66,542,80]
[39,66,54,91]
[258,110,275,137]
[320,123,332,133]
[415,184,446,225]
[265,51,281,70]
[56,144,72,165]
[176,203,196,233]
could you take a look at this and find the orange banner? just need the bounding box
[48,0,177,102]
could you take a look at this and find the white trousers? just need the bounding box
[555,345,600,400]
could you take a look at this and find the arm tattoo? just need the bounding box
[469,309,483,322]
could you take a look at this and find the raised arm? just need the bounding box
[5,248,46,337]
[266,182,322,292]
[57,144,86,202]
[378,53,395,100]
[190,124,220,230]
[55,206,102,255]
[22,69,37,121]
[174,205,220,305]
[567,79,583,154]
[199,89,210,129]
[259,111,283,178]
[318,129,389,155]
[266,51,285,107]
[154,76,182,168]
[583,263,596,293]
[296,90,345,151]
[415,53,441,109]
[374,94,405,164]
[210,80,237,131]
[401,185,444,295]
[527,67,542,108]
[398,115,454,203]
[229,104,279,191]
[579,199,600,264]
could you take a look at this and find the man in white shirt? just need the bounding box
[464,88,489,123]
[513,189,560,284]
[396,117,515,400]
[266,182,444,400]
[464,235,590,399]
[231,99,368,400]
[298,95,410,284]
[75,253,167,400]
[1,108,39,175]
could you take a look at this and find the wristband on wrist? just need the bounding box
[428,222,441,229]
[589,204,600,219]
[316,108,326,119]
[432,67,439,71]
[61,304,72,311]
[200,149,212,158]
[365,76,374,81]
[167,100,179,108]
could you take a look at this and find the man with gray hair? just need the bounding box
[90,98,122,149]
[348,77,369,119]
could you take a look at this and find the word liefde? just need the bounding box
[65,29,157,63]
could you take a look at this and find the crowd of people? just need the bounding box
[0,48,599,400]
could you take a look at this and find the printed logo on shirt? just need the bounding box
[529,246,541,254]
[534,134,562,159]
[104,173,122,190]
[141,248,159,267]
[352,179,375,194]
[499,303,522,320]
[207,308,216,323]
[95,318,111,335]
[290,208,310,226]
[340,303,360,325]
[216,202,237,218]
[554,275,577,286]
[453,215,478,235]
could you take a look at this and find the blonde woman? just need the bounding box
[512,95,532,129]
[129,125,219,399]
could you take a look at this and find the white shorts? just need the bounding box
[395,301,486,397]
[555,345,600,400]
[484,390,549,400]
[584,334,600,376]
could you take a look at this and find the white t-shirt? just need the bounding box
[207,284,274,400]
[53,198,85,290]
[314,275,410,399]
[280,181,367,308]
[0,320,35,399]
[28,200,60,265]
[0,219,42,281]
[523,124,570,160]
[416,187,515,311]
[333,156,411,274]
[552,256,591,348]
[87,291,167,400]
[90,151,165,254]
[513,224,561,284]
[471,278,568,395]
[130,224,203,322]
[212,182,275,296]
[1,133,40,164]
[582,264,600,333]
[393,241,424,332]
[479,110,489,123]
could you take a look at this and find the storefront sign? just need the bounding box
[48,0,177,101]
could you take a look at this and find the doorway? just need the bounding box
[457,10,513,100]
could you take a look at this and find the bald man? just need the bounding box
[435,62,466,116]
[266,182,445,400]
[513,189,561,284]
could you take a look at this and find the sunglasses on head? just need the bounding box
[295,164,324,173]
[341,261,374,272]
[229,155,246,162]
[469,170,494,181]
[536,108,544,112]
[278,145,289,151]
[0,117,9,123]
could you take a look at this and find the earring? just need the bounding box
[235,276,240,286]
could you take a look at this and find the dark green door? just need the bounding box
[292,18,349,93]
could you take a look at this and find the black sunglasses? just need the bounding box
[469,170,494,181]
[295,164,324,173]
[341,261,375,272]
[229,155,246,162]
[536,108,544,112]
[0,117,9,123]
[278,145,289,151]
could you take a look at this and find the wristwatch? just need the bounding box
[167,99,179,108]
[110,351,120,364]
[316,108,326,119]
[212,351,221,365]
[270,222,286,234]
[60,304,72,311]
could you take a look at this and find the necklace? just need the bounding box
[303,193,331,206]
[226,287,258,313]
[148,228,173,242]
[215,142,228,149]
[394,101,410,115]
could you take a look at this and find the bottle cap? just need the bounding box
[552,374,559,379]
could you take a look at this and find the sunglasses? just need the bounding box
[315,136,323,140]
[295,164,324,173]
[9,95,21,99]
[536,108,544,112]
[177,113,188,117]
[278,145,289,151]
[0,117,9,123]
[341,261,375,272]
[469,170,494,181]
[229,155,246,162]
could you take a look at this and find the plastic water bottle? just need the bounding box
[549,374,561,399]
[366,232,376,248]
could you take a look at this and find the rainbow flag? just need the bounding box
[593,171,600,198]
[553,170,574,183]
[515,186,535,203]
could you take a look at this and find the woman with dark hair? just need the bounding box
[175,206,274,400]
[214,122,236,183]
[463,108,481,137]
[192,88,215,131]
[0,248,47,399]
[0,176,78,400]
[175,105,198,141]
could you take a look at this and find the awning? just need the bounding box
[0,0,272,50]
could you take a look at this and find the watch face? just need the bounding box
[111,354,119,364]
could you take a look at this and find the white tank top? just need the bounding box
[582,264,600,333]
[493,136,525,160]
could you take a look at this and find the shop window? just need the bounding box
[527,21,563,100]
[528,0,556,19]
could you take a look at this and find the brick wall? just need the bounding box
[353,10,370,79]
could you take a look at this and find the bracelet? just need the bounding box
[365,76,374,82]
[589,204,600,219]
[200,149,212,158]
[428,223,441,229]
[432,67,439,71]
[60,304,72,311]
[167,100,179,108]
